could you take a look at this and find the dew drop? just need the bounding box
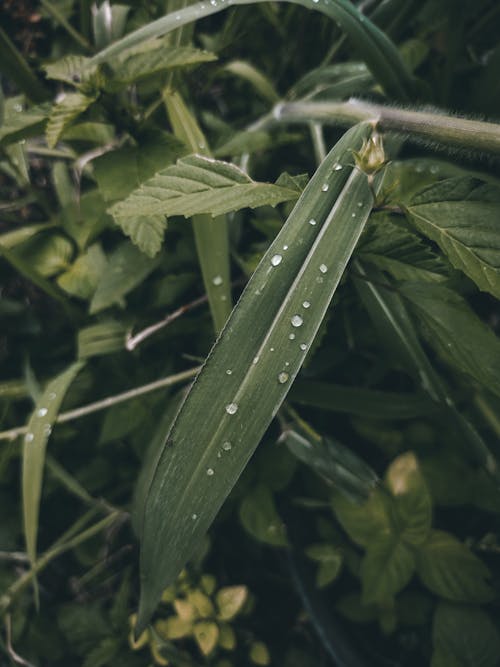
[308,218,317,226]
[212,275,223,286]
[333,163,343,171]
[25,432,34,443]
[319,264,328,274]
[300,343,308,351]
[270,347,275,352]
[210,0,217,5]
[430,165,439,174]
[351,213,356,218]
[271,254,283,266]
[207,467,215,476]
[321,183,329,192]
[43,424,52,437]
[283,245,288,250]
[278,372,289,384]
[357,201,363,208]
[312,0,319,4]
[222,441,232,451]
[253,356,260,364]
[221,295,227,301]
[225,403,238,414]
[302,301,311,309]
[192,514,198,520]
[226,369,232,375]
[291,315,303,327]
[289,333,296,340]
[37,408,48,417]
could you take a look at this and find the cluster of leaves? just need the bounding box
[130,566,269,666]
[1,0,500,666]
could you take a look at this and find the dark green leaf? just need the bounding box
[361,534,415,604]
[416,530,494,603]
[239,484,288,547]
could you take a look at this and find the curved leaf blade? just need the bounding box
[23,362,84,568]
[137,122,375,632]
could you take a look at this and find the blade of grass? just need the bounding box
[136,122,375,633]
[22,362,84,591]
[163,88,232,333]
[39,0,92,52]
[0,28,47,103]
[83,0,414,100]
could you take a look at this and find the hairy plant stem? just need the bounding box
[0,367,201,442]
[274,98,500,157]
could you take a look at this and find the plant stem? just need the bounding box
[0,367,201,442]
[274,98,500,157]
[0,512,121,615]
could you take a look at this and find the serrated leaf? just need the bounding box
[93,133,185,202]
[89,241,162,314]
[416,530,494,603]
[136,122,376,632]
[109,154,298,237]
[433,602,500,667]
[386,451,432,545]
[44,55,96,85]
[46,92,96,148]
[23,362,84,568]
[107,42,217,88]
[401,282,500,401]
[405,177,500,298]
[361,534,415,604]
[360,213,449,283]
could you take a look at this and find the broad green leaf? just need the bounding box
[57,244,106,299]
[239,484,288,547]
[289,380,435,419]
[360,534,415,604]
[283,430,378,502]
[404,177,500,298]
[44,55,97,85]
[89,241,162,314]
[386,451,432,545]
[136,122,375,632]
[416,530,494,603]
[163,88,232,333]
[109,154,298,254]
[432,602,500,667]
[401,282,500,401]
[332,488,393,547]
[359,213,449,283]
[14,232,74,278]
[83,0,414,100]
[46,92,96,149]
[107,42,217,88]
[93,133,185,202]
[305,544,342,587]
[23,362,84,568]
[77,320,127,358]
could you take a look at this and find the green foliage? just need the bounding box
[2,0,500,665]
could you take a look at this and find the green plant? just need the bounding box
[2,1,500,665]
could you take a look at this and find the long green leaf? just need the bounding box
[82,0,414,100]
[136,122,375,633]
[22,362,84,572]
